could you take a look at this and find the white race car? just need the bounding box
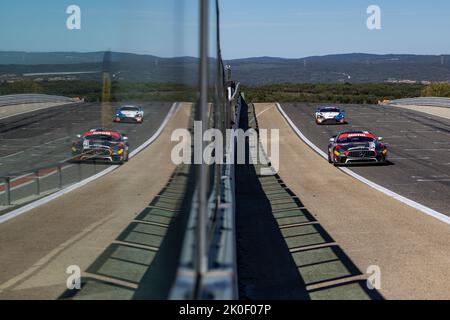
[114,105,144,123]
[315,106,346,125]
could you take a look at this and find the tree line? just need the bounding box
[2,80,450,104]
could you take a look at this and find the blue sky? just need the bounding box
[1,1,450,59]
[0,0,200,57]
[220,0,450,58]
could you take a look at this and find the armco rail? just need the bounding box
[389,97,450,108]
[0,94,78,107]
[170,86,240,300]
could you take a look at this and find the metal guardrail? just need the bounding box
[0,94,78,107]
[389,97,450,108]
[169,0,240,300]
[0,152,114,208]
[170,83,241,300]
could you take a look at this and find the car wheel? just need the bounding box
[112,156,124,165]
[328,151,332,163]
[332,155,340,167]
[69,154,80,163]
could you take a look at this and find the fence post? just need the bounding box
[35,171,40,195]
[5,177,11,206]
[194,0,210,299]
[58,165,63,189]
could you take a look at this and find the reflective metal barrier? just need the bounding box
[168,0,239,300]
[170,84,241,300]
[0,0,240,300]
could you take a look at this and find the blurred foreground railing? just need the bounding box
[170,82,241,300]
[0,152,115,209]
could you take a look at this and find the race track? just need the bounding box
[0,102,170,177]
[280,103,450,215]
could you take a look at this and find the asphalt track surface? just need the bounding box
[281,103,450,215]
[0,102,169,178]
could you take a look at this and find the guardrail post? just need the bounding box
[194,0,210,299]
[5,177,11,206]
[35,171,40,195]
[57,165,63,189]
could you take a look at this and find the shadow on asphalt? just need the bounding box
[59,164,195,300]
[337,160,395,168]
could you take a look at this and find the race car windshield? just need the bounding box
[320,108,340,113]
[121,107,140,111]
[337,136,375,143]
[85,135,120,142]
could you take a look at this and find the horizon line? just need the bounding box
[1,50,450,61]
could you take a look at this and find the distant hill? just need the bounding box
[0,51,200,84]
[226,53,450,85]
[1,51,450,84]
[0,51,106,65]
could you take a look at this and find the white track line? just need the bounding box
[276,102,450,226]
[129,102,179,157]
[0,151,24,159]
[0,102,180,224]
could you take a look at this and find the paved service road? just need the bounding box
[0,102,170,177]
[281,103,450,215]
